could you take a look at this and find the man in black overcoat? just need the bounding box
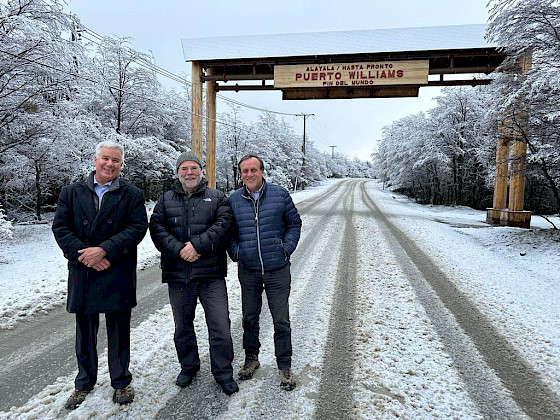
[52,140,148,409]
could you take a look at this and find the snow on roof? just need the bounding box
[181,24,492,62]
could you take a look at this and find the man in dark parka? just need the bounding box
[52,141,148,409]
[149,151,238,396]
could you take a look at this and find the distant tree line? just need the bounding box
[0,0,373,222]
[374,0,560,215]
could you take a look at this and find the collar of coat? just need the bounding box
[242,178,267,200]
[87,171,121,192]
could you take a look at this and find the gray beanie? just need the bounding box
[176,151,202,171]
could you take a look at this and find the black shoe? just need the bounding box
[176,367,199,387]
[217,377,239,395]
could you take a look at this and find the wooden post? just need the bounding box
[205,68,217,188]
[509,124,528,212]
[508,54,531,212]
[190,61,203,159]
[493,117,510,210]
[487,116,511,224]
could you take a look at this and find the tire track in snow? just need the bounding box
[314,180,359,419]
[360,182,560,420]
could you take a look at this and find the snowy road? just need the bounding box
[1,179,560,419]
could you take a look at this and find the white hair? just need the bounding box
[95,141,125,163]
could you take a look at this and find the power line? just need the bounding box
[3,18,338,146]
[78,26,304,118]
[0,47,245,132]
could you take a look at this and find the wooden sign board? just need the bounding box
[274,60,429,88]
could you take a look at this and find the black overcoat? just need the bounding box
[52,172,148,313]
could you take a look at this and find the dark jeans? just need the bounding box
[75,309,132,390]
[168,278,234,381]
[239,263,292,369]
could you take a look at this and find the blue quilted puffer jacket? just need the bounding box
[228,179,302,273]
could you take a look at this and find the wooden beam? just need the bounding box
[190,61,203,158]
[427,79,491,87]
[282,86,419,100]
[203,73,274,82]
[429,66,497,75]
[216,84,275,91]
[205,68,217,189]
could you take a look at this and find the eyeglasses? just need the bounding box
[179,165,201,172]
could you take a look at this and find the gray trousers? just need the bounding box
[168,278,234,381]
[238,263,292,369]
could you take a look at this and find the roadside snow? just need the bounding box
[0,178,559,419]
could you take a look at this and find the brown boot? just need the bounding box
[112,385,135,405]
[65,389,90,410]
[279,368,296,391]
[238,353,260,380]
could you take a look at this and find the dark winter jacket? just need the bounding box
[149,178,232,283]
[228,179,302,272]
[52,172,148,314]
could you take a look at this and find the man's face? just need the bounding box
[178,160,203,192]
[240,157,264,193]
[94,147,123,185]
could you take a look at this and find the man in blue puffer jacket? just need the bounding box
[228,154,302,391]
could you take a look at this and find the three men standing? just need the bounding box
[53,141,148,409]
[54,147,300,408]
[228,154,302,391]
[149,152,239,395]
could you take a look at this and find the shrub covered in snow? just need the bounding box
[0,205,13,243]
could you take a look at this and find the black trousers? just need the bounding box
[238,263,292,369]
[168,278,234,381]
[74,309,132,391]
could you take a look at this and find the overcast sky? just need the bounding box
[65,0,491,161]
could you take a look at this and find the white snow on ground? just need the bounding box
[367,182,560,396]
[0,178,559,419]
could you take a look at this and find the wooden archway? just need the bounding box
[183,25,530,227]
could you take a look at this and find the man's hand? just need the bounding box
[91,258,111,272]
[78,247,107,267]
[180,241,200,263]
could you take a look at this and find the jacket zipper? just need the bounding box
[186,195,192,281]
[254,198,265,275]
[243,193,265,274]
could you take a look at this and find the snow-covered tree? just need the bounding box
[0,0,81,153]
[85,36,167,137]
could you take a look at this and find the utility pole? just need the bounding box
[295,113,314,191]
[329,145,336,158]
[299,113,313,156]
